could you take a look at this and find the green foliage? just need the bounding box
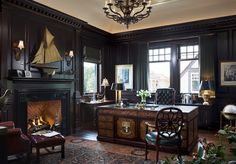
[162,137,227,164]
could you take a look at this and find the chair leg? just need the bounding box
[26,151,31,164]
[145,141,148,160]
[177,143,182,160]
[61,144,65,159]
[156,144,159,163]
[36,148,40,162]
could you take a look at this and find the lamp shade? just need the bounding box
[101,78,110,87]
[199,80,212,91]
[111,83,124,91]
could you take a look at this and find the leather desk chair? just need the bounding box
[155,88,176,105]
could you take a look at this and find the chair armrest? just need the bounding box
[145,122,155,128]
[7,128,22,137]
[0,121,15,129]
[145,121,156,134]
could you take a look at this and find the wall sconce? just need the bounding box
[65,50,74,66]
[199,80,214,105]
[101,78,110,101]
[111,83,124,106]
[13,40,24,61]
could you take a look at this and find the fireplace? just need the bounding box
[14,89,71,135]
[27,100,62,133]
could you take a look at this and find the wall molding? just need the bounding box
[2,0,86,29]
[113,15,236,42]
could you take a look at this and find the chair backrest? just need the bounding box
[155,107,183,139]
[155,88,176,105]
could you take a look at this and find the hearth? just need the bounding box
[14,89,71,135]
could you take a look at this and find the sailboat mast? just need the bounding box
[43,33,46,64]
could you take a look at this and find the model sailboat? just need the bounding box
[31,27,62,76]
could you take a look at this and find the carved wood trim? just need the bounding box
[2,0,86,29]
[113,15,236,42]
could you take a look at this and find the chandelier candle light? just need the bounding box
[103,0,152,29]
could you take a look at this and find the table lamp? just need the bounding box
[101,78,110,101]
[111,83,124,106]
[199,80,213,105]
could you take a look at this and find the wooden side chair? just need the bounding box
[145,107,184,163]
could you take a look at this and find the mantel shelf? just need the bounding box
[8,77,74,83]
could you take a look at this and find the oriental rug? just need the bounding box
[30,137,156,164]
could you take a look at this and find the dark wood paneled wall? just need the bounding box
[106,16,236,129]
[0,0,111,133]
[1,0,236,130]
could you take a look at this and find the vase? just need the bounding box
[141,96,146,104]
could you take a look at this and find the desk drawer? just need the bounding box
[98,115,113,122]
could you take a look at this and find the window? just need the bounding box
[148,39,200,96]
[148,47,171,92]
[83,62,98,93]
[179,45,200,93]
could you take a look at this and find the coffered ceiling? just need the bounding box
[34,0,236,34]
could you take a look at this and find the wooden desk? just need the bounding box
[97,104,198,154]
[79,100,114,130]
[176,103,213,129]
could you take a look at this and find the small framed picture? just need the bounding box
[220,61,236,86]
[24,70,32,78]
[115,64,133,90]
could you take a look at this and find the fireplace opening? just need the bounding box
[27,100,62,133]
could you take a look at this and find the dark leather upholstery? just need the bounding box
[155,88,176,105]
[29,134,65,161]
[145,107,184,162]
[0,121,31,158]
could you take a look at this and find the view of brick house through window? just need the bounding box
[27,100,62,133]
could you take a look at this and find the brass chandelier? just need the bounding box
[103,0,152,29]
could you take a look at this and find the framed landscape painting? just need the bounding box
[115,64,133,90]
[220,61,236,86]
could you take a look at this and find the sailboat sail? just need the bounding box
[31,27,62,64]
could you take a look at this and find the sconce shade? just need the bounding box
[69,50,74,58]
[13,40,24,61]
[111,83,125,91]
[65,50,74,66]
[101,78,110,87]
[18,40,24,50]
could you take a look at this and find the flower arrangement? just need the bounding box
[136,89,151,103]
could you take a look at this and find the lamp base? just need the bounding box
[103,95,107,102]
[203,101,209,105]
